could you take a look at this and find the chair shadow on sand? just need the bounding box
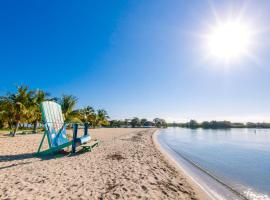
[0,147,89,171]
[0,153,38,171]
[0,151,74,170]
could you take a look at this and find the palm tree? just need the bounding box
[78,106,95,123]
[0,96,14,130]
[0,86,34,136]
[58,95,80,122]
[0,113,4,129]
[96,109,109,127]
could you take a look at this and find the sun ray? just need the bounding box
[198,3,263,66]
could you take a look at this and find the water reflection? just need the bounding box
[158,128,270,199]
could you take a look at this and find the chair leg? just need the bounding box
[72,124,78,153]
[37,133,46,154]
[84,123,89,136]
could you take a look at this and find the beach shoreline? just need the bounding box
[152,130,213,200]
[1,128,209,199]
[153,130,254,200]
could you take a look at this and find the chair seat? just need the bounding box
[77,135,91,144]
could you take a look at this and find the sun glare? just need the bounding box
[206,20,253,62]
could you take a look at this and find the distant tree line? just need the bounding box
[168,120,270,129]
[0,85,110,136]
[107,117,167,128]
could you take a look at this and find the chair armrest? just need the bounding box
[65,122,90,128]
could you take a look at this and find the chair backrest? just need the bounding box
[40,101,68,147]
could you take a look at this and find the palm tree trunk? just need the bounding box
[12,121,19,137]
[8,121,12,133]
[33,120,38,133]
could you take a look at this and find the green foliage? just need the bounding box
[58,95,80,122]
[109,120,122,128]
[76,107,110,128]
[107,118,167,128]
[168,120,270,129]
[189,120,199,129]
[0,86,111,136]
[153,118,167,128]
[140,118,147,126]
[1,86,167,132]
[0,86,34,136]
[77,106,95,123]
[0,114,5,129]
[131,117,140,128]
[96,109,110,127]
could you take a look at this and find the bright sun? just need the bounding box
[206,21,253,62]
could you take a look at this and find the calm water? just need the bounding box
[158,128,270,200]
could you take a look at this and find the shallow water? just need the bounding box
[158,128,270,200]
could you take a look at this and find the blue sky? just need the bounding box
[0,0,270,122]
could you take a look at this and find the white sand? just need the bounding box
[0,128,209,199]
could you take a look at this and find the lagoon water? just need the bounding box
[157,128,270,200]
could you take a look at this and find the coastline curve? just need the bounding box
[152,130,246,200]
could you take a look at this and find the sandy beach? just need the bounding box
[0,128,209,200]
